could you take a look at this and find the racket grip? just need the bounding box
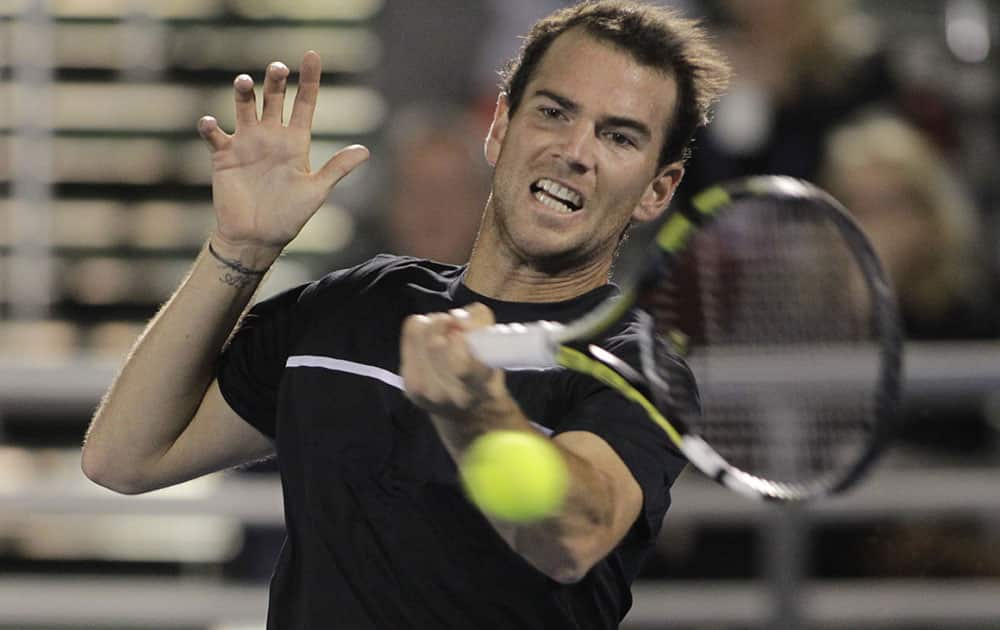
[466,321,564,369]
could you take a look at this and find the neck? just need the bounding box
[464,223,614,303]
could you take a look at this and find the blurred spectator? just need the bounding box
[815,114,999,582]
[379,104,490,265]
[682,0,901,199]
[821,113,997,341]
[823,112,997,463]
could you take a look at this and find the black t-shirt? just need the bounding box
[217,255,686,629]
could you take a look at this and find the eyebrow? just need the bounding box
[532,89,653,142]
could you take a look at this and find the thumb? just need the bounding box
[462,302,496,329]
[317,144,370,189]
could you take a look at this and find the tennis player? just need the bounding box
[83,2,729,628]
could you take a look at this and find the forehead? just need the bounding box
[526,29,678,135]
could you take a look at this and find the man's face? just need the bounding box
[484,29,682,270]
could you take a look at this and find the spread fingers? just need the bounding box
[260,61,289,125]
[232,73,258,128]
[197,115,231,151]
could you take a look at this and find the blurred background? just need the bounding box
[1,0,999,628]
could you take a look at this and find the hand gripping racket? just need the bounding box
[466,176,903,501]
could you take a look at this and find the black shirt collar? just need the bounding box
[447,267,619,325]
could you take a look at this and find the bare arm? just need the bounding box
[401,305,643,584]
[82,52,370,494]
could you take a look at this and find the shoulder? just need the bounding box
[243,255,459,322]
[305,254,463,300]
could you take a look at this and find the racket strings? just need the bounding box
[637,264,702,421]
[653,198,881,487]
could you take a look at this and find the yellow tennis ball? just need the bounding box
[460,430,569,522]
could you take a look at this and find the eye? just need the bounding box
[539,106,565,120]
[605,131,636,148]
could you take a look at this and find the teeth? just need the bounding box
[536,178,583,209]
[534,189,574,213]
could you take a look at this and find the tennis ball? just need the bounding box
[460,430,569,522]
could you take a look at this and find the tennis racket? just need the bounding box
[466,175,903,501]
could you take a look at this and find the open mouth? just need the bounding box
[530,178,584,214]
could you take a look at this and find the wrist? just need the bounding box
[207,233,282,272]
[436,384,525,442]
[467,384,522,428]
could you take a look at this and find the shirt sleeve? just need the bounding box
[553,383,687,541]
[215,255,411,438]
[216,283,311,439]
[551,323,690,541]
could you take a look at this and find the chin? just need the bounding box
[518,240,602,275]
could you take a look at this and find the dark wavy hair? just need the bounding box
[499,0,730,167]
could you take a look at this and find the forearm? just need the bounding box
[82,237,277,489]
[510,442,622,583]
[430,398,624,583]
[403,306,637,582]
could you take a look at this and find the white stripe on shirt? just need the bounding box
[285,354,554,436]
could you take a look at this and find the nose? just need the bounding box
[554,121,595,175]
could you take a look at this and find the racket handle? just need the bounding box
[466,321,564,369]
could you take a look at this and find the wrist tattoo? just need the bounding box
[208,242,268,285]
[219,270,256,290]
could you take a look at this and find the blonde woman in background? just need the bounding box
[821,113,996,341]
[817,114,1000,577]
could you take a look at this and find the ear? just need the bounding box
[484,93,511,167]
[632,162,684,223]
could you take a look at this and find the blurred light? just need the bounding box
[946,0,991,64]
[54,138,170,183]
[86,320,144,358]
[60,257,194,304]
[61,257,134,304]
[0,0,219,18]
[118,9,168,79]
[0,1,28,17]
[708,81,772,155]
[0,202,8,246]
[51,200,128,248]
[4,199,213,249]
[284,203,355,254]
[0,447,37,489]
[45,0,222,19]
[254,258,312,302]
[50,24,122,69]
[2,23,380,73]
[145,258,196,301]
[0,137,168,183]
[0,82,186,131]
[174,26,382,73]
[0,319,79,357]
[10,514,243,562]
[231,0,383,21]
[176,139,219,184]
[0,82,385,135]
[130,201,215,249]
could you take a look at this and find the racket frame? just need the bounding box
[466,175,903,501]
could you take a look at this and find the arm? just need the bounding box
[82,52,370,494]
[401,305,643,584]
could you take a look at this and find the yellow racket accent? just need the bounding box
[555,346,684,446]
[667,329,689,355]
[656,213,694,253]
[657,187,728,254]
[692,186,730,214]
